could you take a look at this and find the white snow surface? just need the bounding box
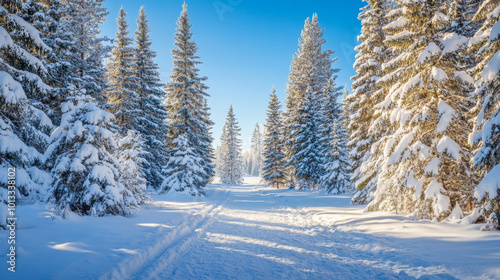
[417,43,441,64]
[490,21,500,42]
[481,50,500,83]
[474,164,500,200]
[453,71,474,85]
[424,179,450,216]
[424,157,441,175]
[431,67,448,82]
[1,177,500,280]
[0,71,27,104]
[437,99,455,133]
[437,136,462,160]
[439,33,468,54]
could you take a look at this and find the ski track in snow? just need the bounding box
[101,189,230,280]
[109,178,499,280]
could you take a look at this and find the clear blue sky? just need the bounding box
[100,0,363,150]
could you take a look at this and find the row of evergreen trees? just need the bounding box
[255,16,352,194]
[214,16,352,194]
[241,124,263,177]
[0,1,214,227]
[348,0,499,229]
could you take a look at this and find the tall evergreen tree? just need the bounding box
[262,87,286,189]
[291,86,326,189]
[469,0,500,229]
[59,0,110,104]
[348,0,393,204]
[219,105,244,185]
[134,6,168,188]
[366,0,478,220]
[0,1,53,228]
[107,7,140,131]
[284,14,332,189]
[162,3,215,195]
[19,0,64,124]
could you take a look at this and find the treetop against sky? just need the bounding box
[100,0,363,149]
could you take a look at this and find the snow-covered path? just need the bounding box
[107,177,500,280]
[2,177,500,280]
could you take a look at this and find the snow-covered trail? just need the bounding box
[109,177,500,280]
[2,177,500,280]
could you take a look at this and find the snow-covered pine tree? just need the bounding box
[320,82,351,194]
[291,86,326,189]
[0,1,53,228]
[242,149,253,175]
[118,130,147,205]
[469,0,500,230]
[45,92,138,217]
[322,119,351,194]
[367,0,478,220]
[348,0,393,203]
[250,123,263,176]
[262,87,286,189]
[447,0,483,37]
[18,0,64,124]
[134,6,168,189]
[107,7,141,132]
[162,3,215,195]
[219,105,244,185]
[284,14,332,189]
[215,144,223,176]
[319,59,345,181]
[57,0,110,105]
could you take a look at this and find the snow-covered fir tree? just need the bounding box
[469,0,500,230]
[162,3,215,195]
[44,92,139,217]
[242,149,253,175]
[321,84,351,194]
[291,86,326,189]
[249,123,263,176]
[366,0,478,220]
[107,7,140,131]
[347,0,393,203]
[134,6,168,189]
[0,1,53,228]
[18,0,65,124]
[219,105,244,185]
[118,130,147,205]
[284,14,333,189]
[56,0,110,105]
[262,87,286,189]
[214,144,223,176]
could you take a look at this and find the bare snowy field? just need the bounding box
[1,177,500,280]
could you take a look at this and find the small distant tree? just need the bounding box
[219,105,244,185]
[250,123,263,176]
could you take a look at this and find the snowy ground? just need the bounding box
[1,177,500,280]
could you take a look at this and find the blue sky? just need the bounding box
[100,0,364,150]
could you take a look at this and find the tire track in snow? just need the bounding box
[99,189,229,280]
